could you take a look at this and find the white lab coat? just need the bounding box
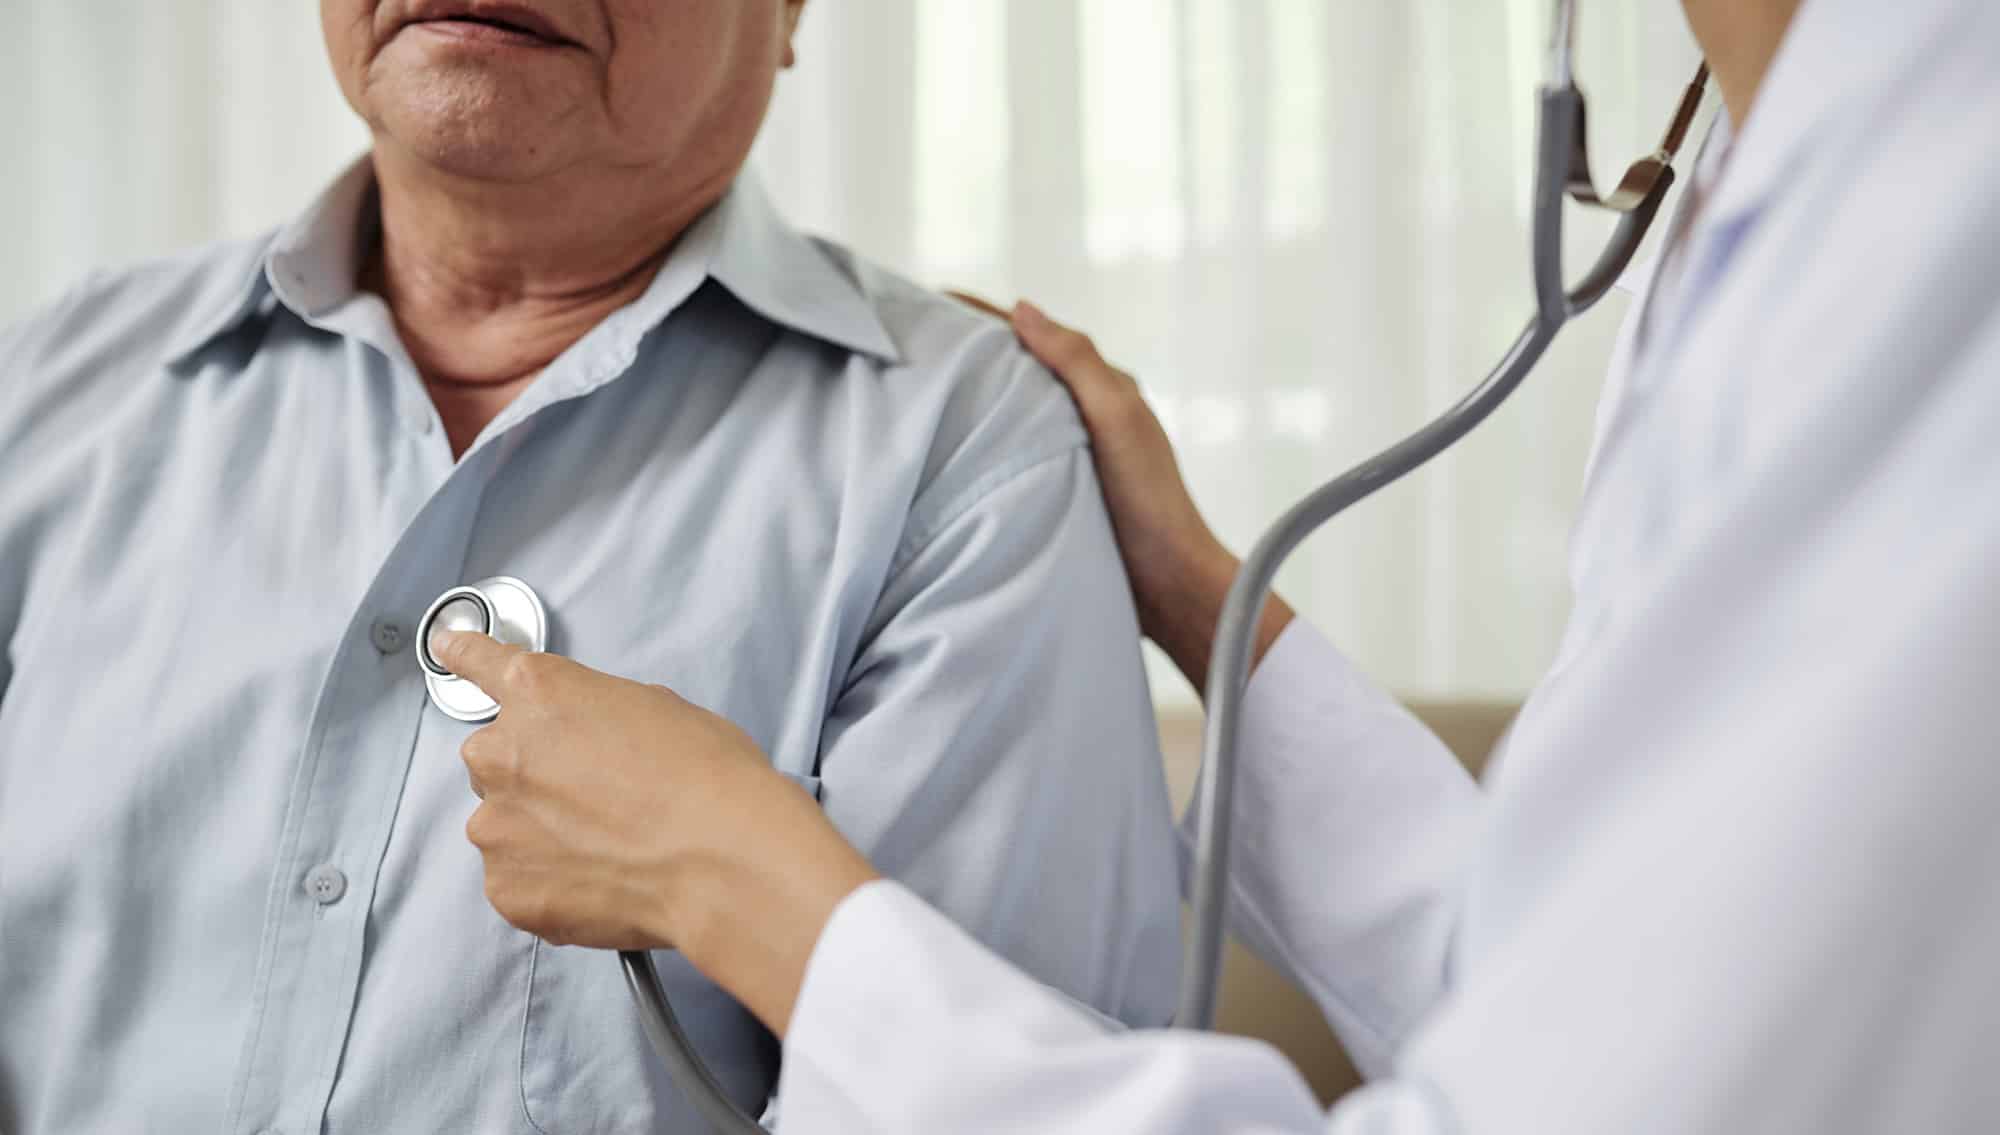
[775,0,2000,1129]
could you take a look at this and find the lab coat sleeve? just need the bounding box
[812,440,1183,1030]
[1181,620,1480,1075]
[780,879,1335,1134]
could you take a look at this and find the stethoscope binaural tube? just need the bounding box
[1176,13,1709,1029]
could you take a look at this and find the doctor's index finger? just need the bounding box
[430,630,528,696]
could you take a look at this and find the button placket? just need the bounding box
[229,461,502,1135]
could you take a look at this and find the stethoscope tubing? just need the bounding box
[1177,82,1675,1029]
[623,950,767,1134]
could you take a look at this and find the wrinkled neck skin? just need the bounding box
[363,143,733,456]
[1681,0,1804,128]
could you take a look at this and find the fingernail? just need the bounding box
[1014,300,1049,330]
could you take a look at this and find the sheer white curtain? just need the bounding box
[2,1,1705,705]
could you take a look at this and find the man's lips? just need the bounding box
[402,5,577,48]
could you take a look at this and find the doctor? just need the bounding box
[435,0,2000,1129]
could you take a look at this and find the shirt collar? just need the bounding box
[167,158,900,367]
[702,174,900,362]
[160,240,282,369]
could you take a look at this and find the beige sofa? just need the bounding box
[1156,701,1516,1106]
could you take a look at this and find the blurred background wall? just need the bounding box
[0,0,1708,708]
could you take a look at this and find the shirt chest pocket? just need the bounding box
[519,943,778,1131]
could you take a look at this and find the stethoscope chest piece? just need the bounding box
[416,576,548,722]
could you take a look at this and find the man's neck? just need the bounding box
[364,141,733,455]
[1682,0,1805,127]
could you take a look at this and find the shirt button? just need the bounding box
[303,864,347,906]
[410,413,435,436]
[369,617,407,655]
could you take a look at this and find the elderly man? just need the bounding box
[0,3,1180,1132]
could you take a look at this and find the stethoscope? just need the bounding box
[414,578,767,1133]
[414,4,1711,1130]
[1182,7,1707,1030]
[415,577,547,720]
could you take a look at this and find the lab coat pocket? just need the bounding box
[516,770,820,1132]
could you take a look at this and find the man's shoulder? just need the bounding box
[806,239,1090,522]
[0,233,275,461]
[2,233,275,382]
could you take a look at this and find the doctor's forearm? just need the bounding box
[1147,548,1296,695]
[659,767,881,1039]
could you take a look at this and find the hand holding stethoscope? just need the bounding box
[429,626,879,1034]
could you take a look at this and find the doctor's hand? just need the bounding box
[955,294,1294,688]
[430,630,880,1035]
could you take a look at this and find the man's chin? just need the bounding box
[366,67,582,183]
[374,108,575,184]
[400,132,566,183]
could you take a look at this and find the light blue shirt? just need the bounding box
[0,160,1181,1134]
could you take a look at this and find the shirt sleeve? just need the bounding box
[812,444,1183,1029]
[0,275,109,710]
[779,879,1336,1135]
[1183,620,1480,1074]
